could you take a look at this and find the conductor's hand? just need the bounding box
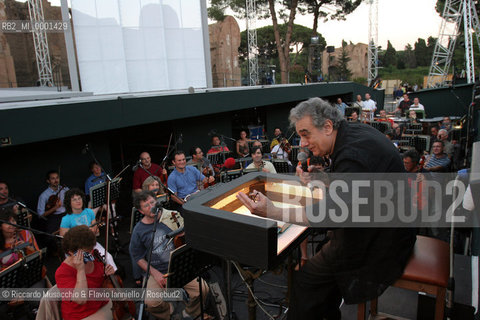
[236,190,274,219]
[296,164,315,185]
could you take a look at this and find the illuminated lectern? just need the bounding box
[183,172,319,269]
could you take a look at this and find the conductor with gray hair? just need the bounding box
[237,97,416,319]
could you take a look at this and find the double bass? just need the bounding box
[93,249,136,320]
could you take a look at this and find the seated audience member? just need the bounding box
[335,98,347,116]
[408,110,420,124]
[437,129,454,158]
[424,141,451,172]
[236,130,250,157]
[0,209,40,270]
[349,111,359,122]
[55,225,115,320]
[37,170,69,234]
[409,97,424,111]
[440,116,452,131]
[130,191,209,320]
[59,188,117,271]
[207,135,230,154]
[391,123,403,140]
[142,176,165,196]
[84,161,106,197]
[246,147,277,173]
[377,109,394,125]
[168,151,214,206]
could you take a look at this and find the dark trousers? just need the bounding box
[287,248,342,320]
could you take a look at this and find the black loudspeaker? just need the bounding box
[326,46,335,53]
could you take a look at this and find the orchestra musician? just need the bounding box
[271,137,292,165]
[207,135,230,154]
[168,151,214,207]
[187,146,215,181]
[84,161,106,197]
[246,147,277,173]
[59,188,117,271]
[269,127,283,150]
[237,97,416,319]
[0,209,40,270]
[132,152,167,194]
[0,181,22,214]
[55,225,115,320]
[129,191,209,320]
[236,130,250,157]
[37,170,69,234]
[142,176,165,196]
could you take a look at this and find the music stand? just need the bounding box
[21,248,47,288]
[207,152,229,166]
[129,207,143,234]
[0,259,22,289]
[16,209,31,228]
[89,177,122,209]
[272,159,290,173]
[220,169,243,183]
[167,245,212,319]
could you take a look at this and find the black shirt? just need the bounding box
[322,121,416,303]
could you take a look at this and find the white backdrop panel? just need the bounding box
[71,0,207,94]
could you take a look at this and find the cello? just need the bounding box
[93,249,136,320]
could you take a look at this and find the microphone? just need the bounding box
[223,157,236,170]
[132,159,141,172]
[81,144,89,155]
[166,226,184,239]
[297,151,309,172]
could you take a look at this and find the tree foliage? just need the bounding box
[414,38,428,66]
[383,40,397,67]
[336,40,352,80]
[208,0,364,83]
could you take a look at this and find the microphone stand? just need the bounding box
[83,143,130,257]
[0,194,47,221]
[138,203,163,320]
[0,218,63,240]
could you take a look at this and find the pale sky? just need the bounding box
[227,0,444,51]
[45,0,444,51]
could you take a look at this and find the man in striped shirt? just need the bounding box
[425,141,451,172]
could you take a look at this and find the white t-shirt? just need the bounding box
[363,99,377,120]
[271,145,292,165]
[246,161,277,173]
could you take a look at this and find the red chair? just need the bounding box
[358,235,450,320]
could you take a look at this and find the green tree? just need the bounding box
[404,44,417,68]
[336,40,352,80]
[297,0,362,36]
[209,0,364,84]
[383,40,397,67]
[414,38,428,66]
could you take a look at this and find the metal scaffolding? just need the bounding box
[427,0,480,87]
[246,0,258,86]
[27,0,54,87]
[367,0,378,85]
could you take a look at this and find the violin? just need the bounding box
[45,185,66,211]
[202,165,216,188]
[93,249,136,320]
[170,213,185,248]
